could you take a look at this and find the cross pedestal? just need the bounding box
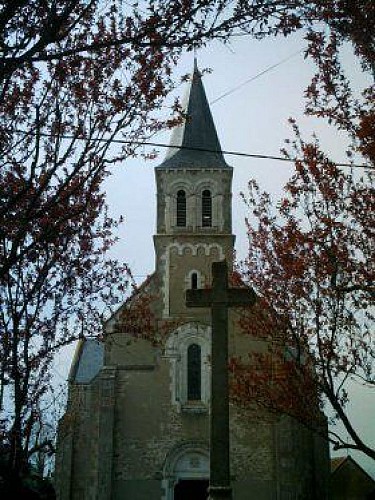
[186,260,256,500]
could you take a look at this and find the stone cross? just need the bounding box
[186,260,256,500]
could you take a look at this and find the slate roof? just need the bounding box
[157,60,229,169]
[68,338,104,383]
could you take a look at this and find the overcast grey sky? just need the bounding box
[107,33,370,272]
[57,32,374,477]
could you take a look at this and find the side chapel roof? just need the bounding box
[157,60,229,169]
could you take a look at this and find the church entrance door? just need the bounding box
[163,446,209,500]
[174,479,209,500]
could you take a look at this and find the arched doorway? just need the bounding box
[162,443,209,500]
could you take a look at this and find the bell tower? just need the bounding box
[154,62,235,318]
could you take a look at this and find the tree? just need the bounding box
[234,17,374,461]
[2,0,373,484]
[236,161,374,460]
[3,0,298,484]
[2,0,374,280]
[1,0,259,483]
[0,0,236,481]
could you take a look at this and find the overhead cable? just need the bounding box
[210,50,303,105]
[13,130,372,169]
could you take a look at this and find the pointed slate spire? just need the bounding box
[158,61,229,168]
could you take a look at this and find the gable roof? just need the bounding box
[104,272,156,332]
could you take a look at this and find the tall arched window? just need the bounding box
[187,344,201,400]
[191,272,198,290]
[202,190,212,227]
[176,190,186,227]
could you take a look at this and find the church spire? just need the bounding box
[158,62,228,169]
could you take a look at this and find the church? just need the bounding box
[55,63,330,500]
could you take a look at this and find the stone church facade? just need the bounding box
[55,63,330,500]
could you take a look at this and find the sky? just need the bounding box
[56,31,374,478]
[106,32,370,274]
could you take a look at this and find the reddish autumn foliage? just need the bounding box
[1,0,373,483]
[108,274,181,347]
[237,155,374,456]
[236,23,374,459]
[0,0,209,479]
[1,0,270,479]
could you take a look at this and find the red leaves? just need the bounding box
[357,99,375,163]
[238,118,374,456]
[112,274,180,347]
[230,347,321,426]
[238,11,374,444]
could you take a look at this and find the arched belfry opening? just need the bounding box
[201,189,212,227]
[176,190,187,226]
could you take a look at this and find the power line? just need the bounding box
[10,48,372,170]
[15,129,372,169]
[210,50,303,105]
[8,50,372,171]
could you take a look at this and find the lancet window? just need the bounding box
[191,272,198,290]
[187,344,202,401]
[166,323,211,410]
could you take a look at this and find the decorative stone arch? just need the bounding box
[165,323,211,410]
[167,242,224,257]
[169,179,193,193]
[160,242,224,317]
[185,269,206,291]
[195,178,219,196]
[161,441,209,500]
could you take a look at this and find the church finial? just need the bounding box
[193,50,199,80]
[193,50,198,71]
